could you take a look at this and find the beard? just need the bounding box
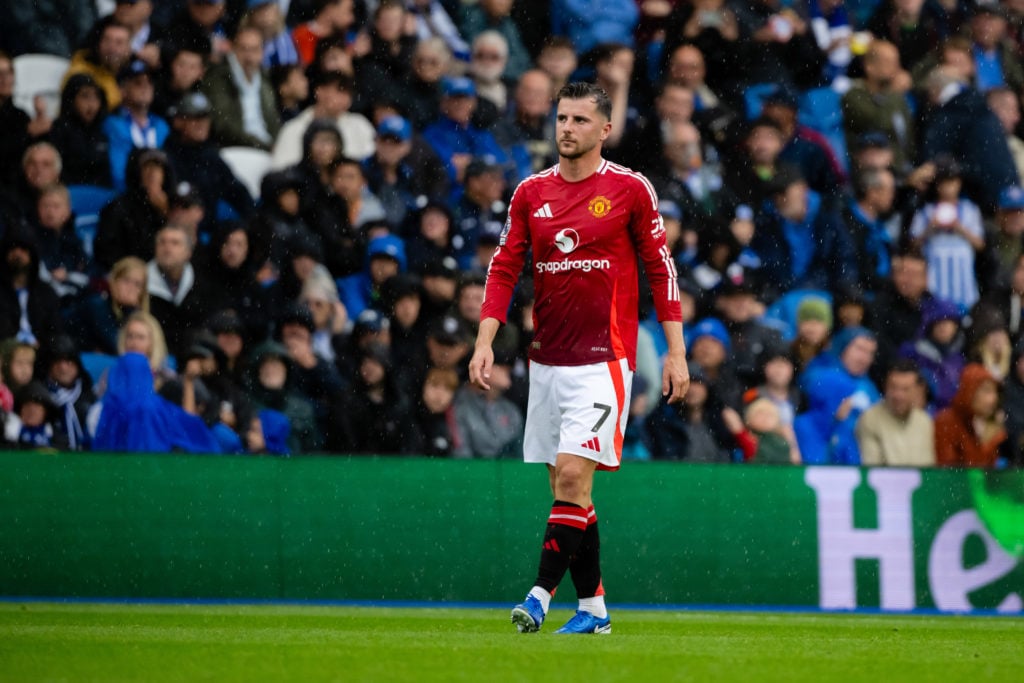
[558,138,596,160]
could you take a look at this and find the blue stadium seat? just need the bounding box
[67,184,116,261]
[80,352,118,385]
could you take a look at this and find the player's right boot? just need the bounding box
[554,610,612,634]
[510,595,545,633]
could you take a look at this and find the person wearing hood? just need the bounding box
[249,168,318,277]
[645,362,732,462]
[62,17,133,111]
[337,234,407,320]
[897,296,965,411]
[90,351,220,454]
[800,325,882,436]
[245,341,321,453]
[795,366,866,465]
[934,363,1007,468]
[751,166,857,302]
[198,222,268,341]
[332,341,416,455]
[42,335,96,451]
[94,148,174,271]
[48,74,112,187]
[0,229,64,346]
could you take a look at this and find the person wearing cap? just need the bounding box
[908,154,986,310]
[271,68,376,168]
[337,233,407,320]
[199,24,281,150]
[63,17,134,111]
[843,165,896,295]
[425,313,472,386]
[451,155,507,270]
[41,335,95,451]
[164,90,256,226]
[841,40,915,175]
[471,82,688,635]
[104,57,170,191]
[920,64,1018,213]
[422,76,510,188]
[687,316,742,408]
[760,84,845,200]
[751,165,857,301]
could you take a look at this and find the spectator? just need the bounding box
[661,2,742,105]
[460,0,532,81]
[0,52,49,190]
[965,5,1024,93]
[152,43,207,120]
[357,0,418,99]
[920,66,1018,212]
[298,268,347,365]
[6,1,96,59]
[613,81,696,175]
[724,117,788,210]
[379,273,427,398]
[275,302,346,436]
[1004,338,1024,465]
[0,353,12,415]
[841,39,915,175]
[111,0,162,68]
[908,155,985,311]
[337,234,406,319]
[648,120,735,227]
[269,63,309,123]
[206,309,250,387]
[201,25,281,150]
[981,185,1024,292]
[164,91,256,226]
[104,58,170,191]
[272,70,376,168]
[730,0,828,93]
[977,252,1024,345]
[243,408,291,455]
[397,37,452,131]
[405,203,457,276]
[242,0,300,67]
[66,256,149,357]
[42,335,96,451]
[843,166,896,295]
[934,363,1007,468]
[869,246,934,370]
[453,348,523,458]
[687,317,742,408]
[551,0,639,55]
[965,305,1013,382]
[116,310,172,385]
[326,155,387,230]
[409,366,460,457]
[422,77,510,189]
[535,36,578,94]
[713,280,785,386]
[469,31,512,113]
[90,351,220,453]
[292,0,358,66]
[32,184,90,305]
[856,358,936,466]
[93,149,173,270]
[364,115,451,229]
[0,340,37,398]
[164,0,232,63]
[424,312,472,383]
[985,88,1024,183]
[249,168,315,277]
[788,294,832,373]
[865,0,945,73]
[408,0,470,61]
[15,142,64,224]
[492,69,557,177]
[896,296,964,411]
[646,363,731,462]
[334,341,414,454]
[246,341,321,453]
[751,167,857,300]
[745,344,801,454]
[450,157,507,270]
[49,74,113,187]
[199,222,268,340]
[722,397,795,463]
[795,365,866,464]
[147,223,215,361]
[591,42,635,150]
[0,229,63,347]
[63,17,134,111]
[9,381,65,451]
[802,325,882,416]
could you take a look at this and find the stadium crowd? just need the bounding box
[1,0,1023,467]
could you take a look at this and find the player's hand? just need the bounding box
[662,350,690,404]
[468,345,494,391]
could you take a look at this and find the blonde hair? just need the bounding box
[744,397,780,426]
[117,310,168,373]
[109,256,150,314]
[424,367,460,392]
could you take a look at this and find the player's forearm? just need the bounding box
[661,320,686,356]
[474,317,501,349]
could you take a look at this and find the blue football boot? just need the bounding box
[554,610,612,634]
[510,595,545,633]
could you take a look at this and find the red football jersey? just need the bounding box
[481,159,682,369]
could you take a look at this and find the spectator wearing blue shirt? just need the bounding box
[102,59,169,192]
[422,77,510,192]
[550,0,639,56]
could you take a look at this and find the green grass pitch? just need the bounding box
[1,602,1021,683]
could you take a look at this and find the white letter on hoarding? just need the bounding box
[928,509,1022,613]
[805,468,921,610]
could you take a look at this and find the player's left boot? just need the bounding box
[510,595,546,633]
[554,609,612,634]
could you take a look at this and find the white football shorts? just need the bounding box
[523,358,633,471]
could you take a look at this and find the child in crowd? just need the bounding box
[1,341,37,398]
[723,397,795,464]
[411,367,460,457]
[245,408,292,456]
[8,381,65,450]
[33,184,90,303]
[909,156,986,311]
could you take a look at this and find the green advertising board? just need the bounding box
[0,452,1020,612]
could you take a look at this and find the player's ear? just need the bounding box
[600,121,612,141]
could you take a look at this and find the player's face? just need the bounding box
[556,97,611,161]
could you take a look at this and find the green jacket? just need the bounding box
[841,81,916,173]
[200,62,281,151]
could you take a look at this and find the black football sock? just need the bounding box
[569,505,602,599]
[533,500,588,593]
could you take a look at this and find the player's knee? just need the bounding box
[554,466,591,501]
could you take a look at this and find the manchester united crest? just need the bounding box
[588,196,612,218]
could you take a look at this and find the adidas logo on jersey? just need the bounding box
[532,203,553,218]
[581,436,601,452]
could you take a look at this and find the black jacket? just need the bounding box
[0,230,64,345]
[47,74,112,186]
